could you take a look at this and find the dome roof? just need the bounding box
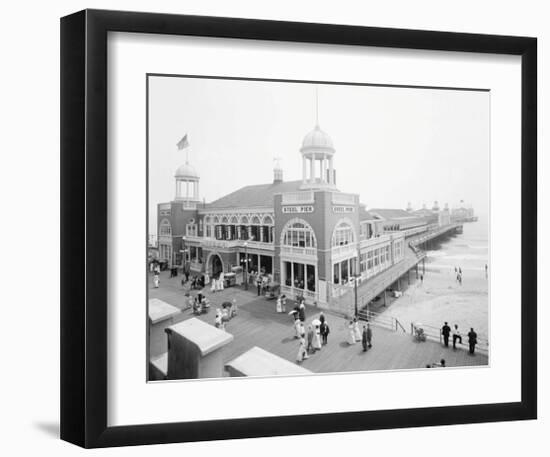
[300,125,335,153]
[175,162,199,179]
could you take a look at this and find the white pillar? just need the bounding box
[302,156,307,182]
[310,155,315,183]
[329,157,334,184]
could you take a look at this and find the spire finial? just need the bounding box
[315,86,319,127]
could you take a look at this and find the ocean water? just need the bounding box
[382,220,489,340]
[425,220,489,273]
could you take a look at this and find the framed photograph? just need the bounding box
[60,9,537,448]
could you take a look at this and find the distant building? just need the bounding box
[451,200,477,222]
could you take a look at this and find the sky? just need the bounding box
[148,76,489,235]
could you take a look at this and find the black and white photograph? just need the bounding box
[147,75,490,381]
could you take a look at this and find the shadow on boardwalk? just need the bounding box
[149,271,488,378]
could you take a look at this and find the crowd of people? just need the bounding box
[293,300,330,363]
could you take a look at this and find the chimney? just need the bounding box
[273,157,283,183]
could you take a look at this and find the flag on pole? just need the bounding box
[177,134,189,150]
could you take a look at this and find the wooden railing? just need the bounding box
[409,322,489,353]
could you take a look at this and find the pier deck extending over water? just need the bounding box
[149,271,487,378]
[333,223,464,317]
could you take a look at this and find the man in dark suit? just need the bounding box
[441,322,451,347]
[468,328,478,354]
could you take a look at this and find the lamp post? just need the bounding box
[354,274,358,318]
[243,241,248,291]
[180,236,188,276]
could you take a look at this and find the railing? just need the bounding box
[409,322,489,353]
[332,192,356,205]
[409,223,462,247]
[281,191,314,204]
[187,237,274,251]
[280,246,317,258]
[357,309,407,333]
[281,285,317,303]
[331,243,358,262]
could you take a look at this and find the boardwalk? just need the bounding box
[150,271,488,378]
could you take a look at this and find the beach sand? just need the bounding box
[380,264,489,341]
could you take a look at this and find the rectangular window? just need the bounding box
[284,261,292,287]
[306,264,315,292]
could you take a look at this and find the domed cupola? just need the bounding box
[175,162,199,180]
[174,134,200,204]
[300,125,335,154]
[300,124,336,190]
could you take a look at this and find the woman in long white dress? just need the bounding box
[294,318,302,339]
[153,274,159,288]
[312,324,322,351]
[210,276,217,293]
[347,320,356,345]
[296,336,308,362]
[353,318,362,342]
[276,296,282,313]
[219,272,225,291]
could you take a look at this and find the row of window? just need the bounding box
[160,218,380,251]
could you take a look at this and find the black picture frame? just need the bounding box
[60,9,537,448]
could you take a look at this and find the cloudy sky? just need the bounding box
[148,76,489,234]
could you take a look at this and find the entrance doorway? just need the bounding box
[210,254,223,277]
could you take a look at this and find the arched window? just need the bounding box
[281,219,317,248]
[221,216,229,224]
[240,215,249,225]
[332,220,355,247]
[251,215,261,225]
[262,215,274,225]
[159,219,172,236]
[229,216,239,224]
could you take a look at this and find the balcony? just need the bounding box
[331,243,358,262]
[190,237,274,251]
[280,245,317,259]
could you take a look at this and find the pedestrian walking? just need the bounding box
[353,317,362,342]
[319,311,325,325]
[296,336,309,362]
[256,274,262,296]
[458,267,462,275]
[281,294,287,312]
[298,300,306,322]
[306,325,314,354]
[204,272,210,285]
[219,271,225,291]
[313,324,322,351]
[276,295,283,313]
[420,274,424,284]
[294,317,302,339]
[452,324,462,349]
[361,325,368,352]
[468,327,478,354]
[320,321,330,345]
[347,319,356,345]
[366,323,373,348]
[153,274,159,288]
[441,322,451,347]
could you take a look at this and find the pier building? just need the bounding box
[155,123,472,313]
